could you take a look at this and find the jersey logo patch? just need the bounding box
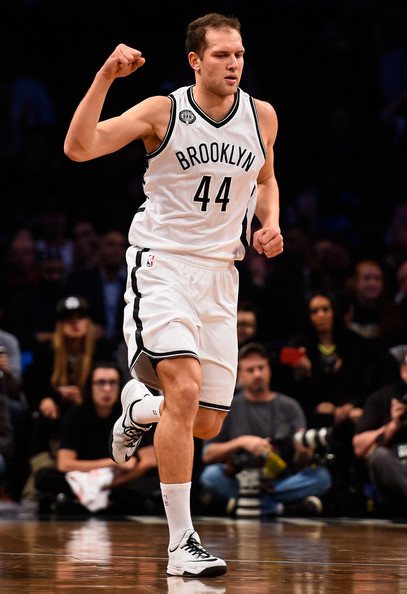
[146,254,155,267]
[179,109,196,125]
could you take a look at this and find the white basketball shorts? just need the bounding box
[123,246,239,412]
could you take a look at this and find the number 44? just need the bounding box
[193,176,231,212]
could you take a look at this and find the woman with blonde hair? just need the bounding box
[24,296,98,456]
[47,296,95,415]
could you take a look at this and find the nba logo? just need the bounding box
[146,254,155,267]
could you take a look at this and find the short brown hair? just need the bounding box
[238,342,270,364]
[185,12,241,58]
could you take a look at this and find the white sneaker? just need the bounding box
[108,379,152,464]
[167,530,227,578]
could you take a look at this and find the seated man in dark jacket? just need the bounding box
[353,347,407,513]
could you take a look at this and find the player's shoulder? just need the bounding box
[135,95,172,129]
[253,98,277,122]
[141,87,191,114]
[167,85,191,98]
[141,95,172,110]
[252,98,278,142]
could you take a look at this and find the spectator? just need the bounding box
[393,259,407,337]
[0,393,14,501]
[344,258,404,349]
[0,309,23,401]
[353,349,407,516]
[284,290,396,510]
[0,297,30,500]
[199,342,332,518]
[3,228,37,292]
[307,237,351,306]
[236,298,287,395]
[69,220,100,273]
[34,361,160,515]
[64,229,128,359]
[384,210,407,287]
[237,300,259,348]
[1,229,38,330]
[34,197,74,273]
[9,245,66,353]
[21,295,98,501]
[286,291,376,425]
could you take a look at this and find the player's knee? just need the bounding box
[164,380,200,419]
[194,425,218,439]
[193,409,227,439]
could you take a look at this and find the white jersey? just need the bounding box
[128,85,266,263]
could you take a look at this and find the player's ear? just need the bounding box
[188,52,201,71]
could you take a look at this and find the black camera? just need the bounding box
[226,450,263,475]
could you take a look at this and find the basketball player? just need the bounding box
[64,13,283,577]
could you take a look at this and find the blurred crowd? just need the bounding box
[1,0,407,517]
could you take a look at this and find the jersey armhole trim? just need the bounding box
[146,94,176,159]
[249,96,267,160]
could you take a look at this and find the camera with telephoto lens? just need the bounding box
[293,426,335,449]
[271,424,338,469]
[228,424,337,474]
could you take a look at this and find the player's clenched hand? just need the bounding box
[253,227,283,258]
[99,44,145,80]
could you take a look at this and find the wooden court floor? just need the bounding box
[2,514,407,592]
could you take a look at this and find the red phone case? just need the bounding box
[279,347,304,365]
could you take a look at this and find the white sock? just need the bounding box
[161,482,194,550]
[131,394,164,424]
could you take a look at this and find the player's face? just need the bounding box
[193,27,245,96]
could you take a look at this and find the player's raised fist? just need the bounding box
[99,44,145,80]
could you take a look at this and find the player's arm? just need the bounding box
[252,100,283,259]
[64,44,170,161]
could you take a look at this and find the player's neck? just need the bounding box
[192,86,236,122]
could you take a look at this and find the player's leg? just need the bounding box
[155,356,200,484]
[193,406,228,440]
[109,379,164,464]
[155,356,227,578]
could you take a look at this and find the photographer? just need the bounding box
[353,349,407,513]
[199,343,332,517]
